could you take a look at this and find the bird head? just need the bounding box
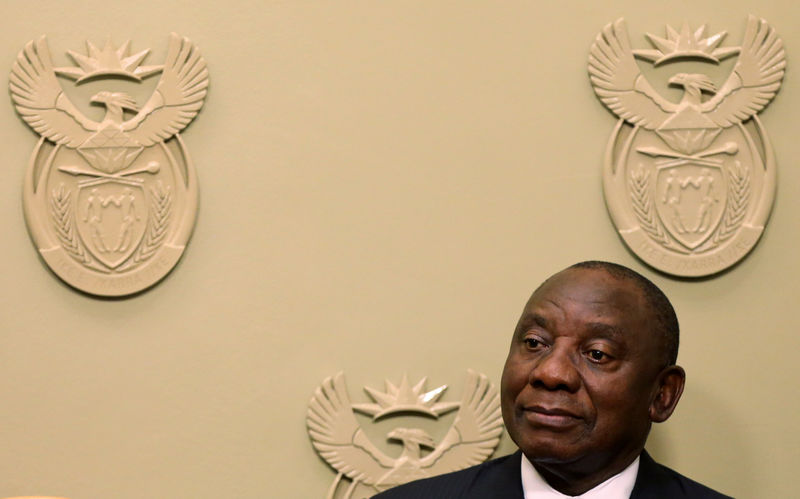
[668,73,718,95]
[387,427,436,449]
[90,91,140,112]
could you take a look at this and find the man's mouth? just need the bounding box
[522,405,582,428]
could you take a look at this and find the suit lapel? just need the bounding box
[629,450,671,499]
[469,451,525,499]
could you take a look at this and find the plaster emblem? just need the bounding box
[10,34,208,295]
[307,370,503,498]
[589,17,784,276]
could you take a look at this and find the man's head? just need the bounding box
[501,261,685,493]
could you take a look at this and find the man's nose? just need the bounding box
[528,346,580,392]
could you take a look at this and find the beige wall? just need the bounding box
[1,1,798,497]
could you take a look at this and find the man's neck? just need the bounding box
[526,447,643,496]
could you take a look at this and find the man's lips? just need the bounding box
[522,405,582,428]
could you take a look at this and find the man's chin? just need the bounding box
[524,451,582,465]
[515,438,588,466]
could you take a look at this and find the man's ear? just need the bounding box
[649,365,686,423]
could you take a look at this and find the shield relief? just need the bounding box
[75,179,148,269]
[654,163,727,250]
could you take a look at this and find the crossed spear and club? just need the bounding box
[637,142,739,168]
[58,161,161,186]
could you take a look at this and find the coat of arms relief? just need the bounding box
[10,34,207,295]
[590,17,784,276]
[307,371,503,498]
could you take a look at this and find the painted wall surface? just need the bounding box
[1,1,797,498]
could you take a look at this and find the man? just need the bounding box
[374,261,731,498]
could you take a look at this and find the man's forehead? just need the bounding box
[517,308,628,340]
[527,267,645,309]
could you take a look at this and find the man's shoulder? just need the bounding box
[372,451,523,499]
[371,450,733,499]
[632,451,733,499]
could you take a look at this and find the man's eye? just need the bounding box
[524,338,543,349]
[587,349,609,362]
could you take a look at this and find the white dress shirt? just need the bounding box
[520,453,640,498]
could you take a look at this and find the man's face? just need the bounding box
[501,268,665,473]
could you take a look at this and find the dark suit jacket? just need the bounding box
[372,450,732,498]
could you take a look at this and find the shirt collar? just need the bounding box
[520,453,640,499]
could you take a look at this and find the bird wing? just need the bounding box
[307,373,396,485]
[589,18,676,129]
[702,16,785,127]
[9,36,97,147]
[419,370,503,475]
[123,33,208,146]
